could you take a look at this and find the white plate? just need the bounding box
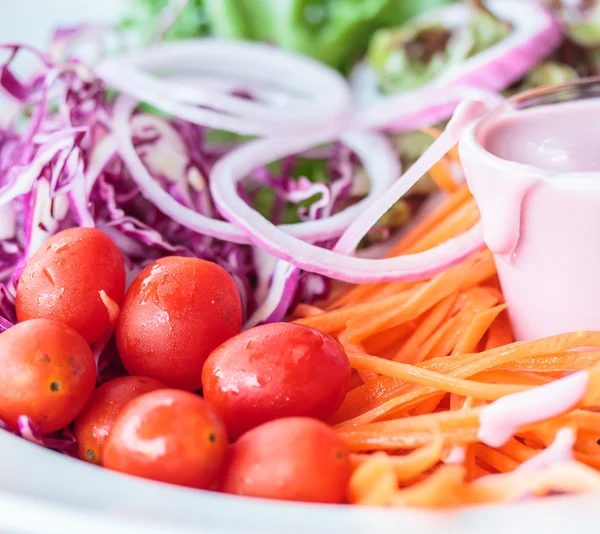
[1,2,599,533]
[2,428,600,534]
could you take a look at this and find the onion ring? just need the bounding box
[210,101,488,283]
[350,0,561,132]
[97,39,351,137]
[112,95,397,245]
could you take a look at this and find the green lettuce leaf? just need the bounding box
[121,0,212,41]
[123,0,456,71]
[515,61,579,92]
[368,0,511,93]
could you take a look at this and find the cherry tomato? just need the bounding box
[202,322,350,438]
[103,389,228,489]
[219,417,351,503]
[116,257,242,391]
[0,319,96,434]
[16,227,126,344]
[74,375,166,465]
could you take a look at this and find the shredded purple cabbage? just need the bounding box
[0,41,354,339]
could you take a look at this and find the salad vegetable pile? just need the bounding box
[122,0,455,71]
[3,0,600,510]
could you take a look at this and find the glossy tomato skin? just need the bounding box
[116,257,242,391]
[103,389,228,489]
[0,319,96,434]
[202,322,351,438]
[16,227,126,344]
[219,417,351,503]
[74,375,166,465]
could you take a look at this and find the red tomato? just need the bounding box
[219,417,351,503]
[16,227,126,344]
[116,257,242,391]
[0,319,96,434]
[202,322,350,438]
[103,389,228,488]
[74,376,166,465]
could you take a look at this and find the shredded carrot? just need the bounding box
[394,293,457,363]
[452,304,507,355]
[474,444,520,472]
[344,258,476,343]
[347,453,398,505]
[427,157,460,194]
[472,370,552,386]
[485,310,514,349]
[390,465,466,507]
[498,351,600,373]
[327,185,473,312]
[338,330,378,383]
[362,322,416,356]
[291,158,600,508]
[290,303,324,318]
[296,286,422,333]
[412,315,456,364]
[349,436,443,502]
[403,199,481,255]
[424,288,499,359]
[463,461,600,504]
[498,438,538,463]
[348,352,529,400]
[335,332,600,428]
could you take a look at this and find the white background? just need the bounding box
[0,0,124,47]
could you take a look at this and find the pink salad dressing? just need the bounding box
[477,371,588,447]
[515,428,575,473]
[443,445,467,465]
[484,100,600,173]
[459,96,600,340]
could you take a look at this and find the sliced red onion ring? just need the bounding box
[112,95,395,245]
[244,261,300,329]
[0,316,12,332]
[97,40,351,137]
[351,84,503,132]
[350,0,561,131]
[211,101,487,283]
[334,100,485,254]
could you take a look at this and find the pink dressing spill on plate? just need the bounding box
[444,445,467,465]
[515,428,575,473]
[477,371,589,447]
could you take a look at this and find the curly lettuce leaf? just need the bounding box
[516,61,579,92]
[547,0,600,47]
[368,0,511,93]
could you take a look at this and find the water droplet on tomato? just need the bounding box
[51,242,68,254]
[289,344,310,363]
[215,367,261,395]
[153,309,170,325]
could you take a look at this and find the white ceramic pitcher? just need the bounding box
[459,78,600,341]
